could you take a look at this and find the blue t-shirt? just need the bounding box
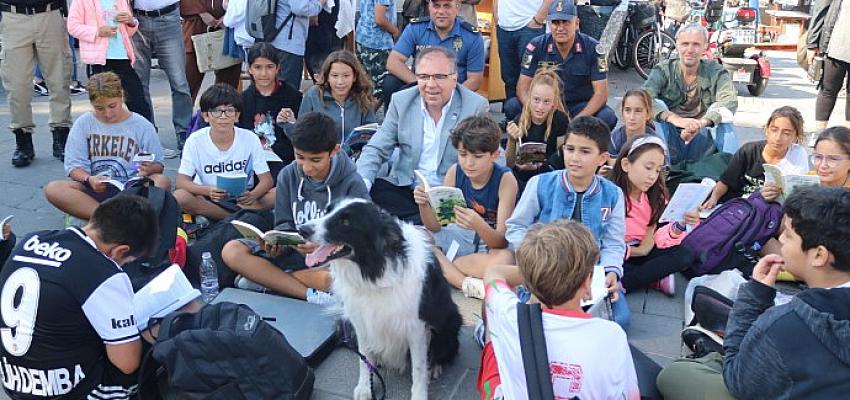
[455,163,510,228]
[520,32,605,105]
[355,0,396,50]
[393,17,485,83]
[100,0,128,60]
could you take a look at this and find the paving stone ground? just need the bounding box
[0,51,844,399]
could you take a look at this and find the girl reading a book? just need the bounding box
[44,72,168,220]
[505,68,569,190]
[702,106,810,209]
[608,135,699,295]
[298,50,378,145]
[609,89,662,160]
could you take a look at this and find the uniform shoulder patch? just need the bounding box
[459,19,479,33]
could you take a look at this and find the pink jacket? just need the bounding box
[67,0,138,66]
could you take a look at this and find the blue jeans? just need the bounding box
[656,121,738,165]
[131,8,193,137]
[612,289,631,331]
[277,50,304,91]
[496,24,545,100]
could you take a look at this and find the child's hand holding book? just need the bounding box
[453,206,486,233]
[207,186,228,202]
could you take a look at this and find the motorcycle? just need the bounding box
[711,3,771,96]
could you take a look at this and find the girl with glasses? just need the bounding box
[811,126,850,188]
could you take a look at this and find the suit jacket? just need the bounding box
[356,84,489,187]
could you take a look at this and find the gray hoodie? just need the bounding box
[273,152,370,231]
[298,85,377,143]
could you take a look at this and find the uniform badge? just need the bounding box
[556,0,563,12]
[526,43,536,52]
[453,37,463,52]
[522,54,534,69]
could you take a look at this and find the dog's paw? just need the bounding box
[430,364,443,380]
[353,383,372,400]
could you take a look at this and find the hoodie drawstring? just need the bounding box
[296,177,332,206]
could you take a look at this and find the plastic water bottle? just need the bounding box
[200,252,219,303]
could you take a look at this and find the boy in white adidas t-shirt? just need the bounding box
[478,220,640,400]
[175,84,275,221]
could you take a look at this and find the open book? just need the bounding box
[516,141,547,165]
[1,215,12,242]
[660,178,716,224]
[343,123,379,159]
[97,174,145,191]
[231,220,306,246]
[581,265,607,308]
[133,264,201,331]
[414,171,467,225]
[763,164,819,197]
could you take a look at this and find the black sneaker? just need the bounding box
[682,325,725,358]
[69,81,87,96]
[33,81,49,97]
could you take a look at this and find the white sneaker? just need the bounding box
[462,277,486,300]
[163,148,181,159]
[306,288,334,305]
[235,275,269,293]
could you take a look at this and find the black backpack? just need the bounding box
[140,302,314,400]
[120,180,182,290]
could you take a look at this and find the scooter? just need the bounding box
[712,5,771,96]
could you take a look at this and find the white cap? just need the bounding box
[133,265,202,331]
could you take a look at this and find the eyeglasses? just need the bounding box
[810,153,850,168]
[415,73,456,82]
[207,107,238,118]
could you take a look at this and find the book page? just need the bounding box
[263,231,306,246]
[762,163,784,190]
[660,183,714,223]
[783,174,820,196]
[581,265,606,307]
[230,220,263,243]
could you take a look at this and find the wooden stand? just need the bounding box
[475,0,506,101]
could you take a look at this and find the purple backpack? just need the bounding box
[681,192,783,276]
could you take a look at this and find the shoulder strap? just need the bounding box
[517,303,555,400]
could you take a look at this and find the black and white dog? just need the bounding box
[299,198,462,400]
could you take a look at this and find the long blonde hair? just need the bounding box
[517,68,567,142]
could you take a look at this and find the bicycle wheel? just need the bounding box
[613,27,632,70]
[633,30,676,79]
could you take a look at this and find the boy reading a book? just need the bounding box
[478,220,640,399]
[504,116,630,329]
[221,112,369,304]
[414,115,518,299]
[174,84,276,221]
[44,72,169,220]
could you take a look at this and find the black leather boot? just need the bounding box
[52,127,70,161]
[12,129,35,167]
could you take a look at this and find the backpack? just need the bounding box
[120,180,183,290]
[680,192,782,277]
[140,302,314,400]
[246,0,296,42]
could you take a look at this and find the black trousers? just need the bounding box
[621,245,695,291]
[370,179,422,224]
[88,59,154,123]
[816,56,850,122]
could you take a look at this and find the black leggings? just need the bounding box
[815,56,850,122]
[622,245,695,291]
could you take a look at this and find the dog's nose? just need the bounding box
[298,224,314,239]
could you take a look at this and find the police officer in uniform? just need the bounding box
[505,0,618,130]
[0,196,158,400]
[382,0,485,107]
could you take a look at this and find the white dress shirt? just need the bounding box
[417,93,454,187]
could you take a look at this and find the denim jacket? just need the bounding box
[506,171,627,277]
[643,58,738,127]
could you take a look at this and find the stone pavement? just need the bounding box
[0,51,844,399]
